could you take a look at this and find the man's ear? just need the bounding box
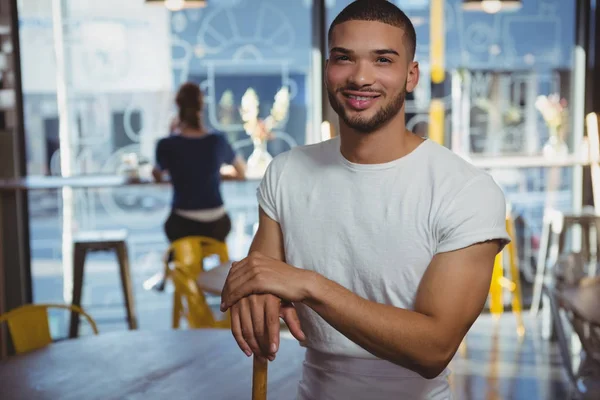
[406,61,420,93]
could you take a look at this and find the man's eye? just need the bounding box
[377,57,391,63]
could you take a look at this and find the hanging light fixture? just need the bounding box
[462,0,522,14]
[145,0,207,12]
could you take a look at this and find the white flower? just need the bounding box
[239,86,290,140]
[240,88,260,123]
[535,94,566,129]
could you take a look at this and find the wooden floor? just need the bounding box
[449,314,568,400]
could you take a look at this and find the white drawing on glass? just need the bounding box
[538,0,558,16]
[502,14,561,66]
[171,34,194,84]
[123,103,144,143]
[195,5,295,55]
[78,22,132,83]
[464,23,495,54]
[172,12,188,33]
[170,2,301,163]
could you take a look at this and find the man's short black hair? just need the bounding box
[328,0,417,61]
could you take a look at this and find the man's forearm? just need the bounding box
[303,273,458,379]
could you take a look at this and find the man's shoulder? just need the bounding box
[269,137,338,172]
[420,140,490,184]
[289,137,338,158]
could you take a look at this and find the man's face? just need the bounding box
[325,20,419,134]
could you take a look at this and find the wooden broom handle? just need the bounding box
[252,355,268,400]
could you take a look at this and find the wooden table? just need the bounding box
[0,330,305,400]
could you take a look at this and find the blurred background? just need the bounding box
[1,1,600,399]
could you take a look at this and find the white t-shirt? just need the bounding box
[257,136,510,398]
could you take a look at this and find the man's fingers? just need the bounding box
[221,268,256,311]
[239,298,262,356]
[228,258,248,275]
[281,304,306,342]
[223,259,247,289]
[249,296,268,357]
[265,296,281,360]
[230,305,252,357]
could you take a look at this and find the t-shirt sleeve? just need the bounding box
[435,174,511,254]
[155,138,169,171]
[220,135,236,165]
[256,152,290,222]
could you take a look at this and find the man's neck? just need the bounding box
[338,116,423,165]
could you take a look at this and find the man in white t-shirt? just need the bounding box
[220,1,510,398]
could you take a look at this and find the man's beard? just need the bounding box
[328,87,406,134]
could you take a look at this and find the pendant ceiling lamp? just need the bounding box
[462,0,522,14]
[145,0,207,12]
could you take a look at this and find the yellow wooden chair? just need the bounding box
[489,207,525,337]
[164,236,231,329]
[0,303,98,354]
[167,236,229,278]
[170,264,231,329]
[145,236,229,292]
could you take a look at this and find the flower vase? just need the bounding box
[246,138,273,179]
[542,126,568,159]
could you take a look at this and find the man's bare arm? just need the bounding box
[221,240,498,374]
[302,241,499,378]
[248,208,284,257]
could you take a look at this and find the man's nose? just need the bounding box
[348,60,375,87]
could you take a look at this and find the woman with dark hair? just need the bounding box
[153,82,246,243]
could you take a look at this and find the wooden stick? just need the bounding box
[252,355,268,400]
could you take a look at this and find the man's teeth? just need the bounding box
[349,95,371,100]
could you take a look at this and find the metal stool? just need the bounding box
[69,230,138,338]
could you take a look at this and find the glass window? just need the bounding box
[18,0,316,333]
[171,0,314,159]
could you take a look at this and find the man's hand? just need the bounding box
[228,209,305,360]
[221,251,316,311]
[229,294,305,361]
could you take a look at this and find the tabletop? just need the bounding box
[0,175,143,190]
[0,175,260,191]
[0,329,305,400]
